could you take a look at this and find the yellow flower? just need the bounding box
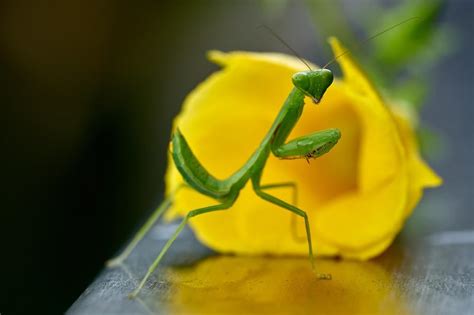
[164,38,442,260]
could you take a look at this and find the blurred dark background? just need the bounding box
[0,0,472,314]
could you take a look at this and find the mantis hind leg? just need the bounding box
[260,182,305,242]
[129,195,237,299]
[106,184,187,268]
[253,180,331,280]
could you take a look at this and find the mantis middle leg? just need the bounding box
[260,182,297,205]
[253,178,313,266]
[260,182,306,242]
[252,176,331,279]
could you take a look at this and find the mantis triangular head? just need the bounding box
[292,69,334,104]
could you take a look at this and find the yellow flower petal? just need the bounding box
[328,37,405,193]
[313,173,407,256]
[391,109,442,217]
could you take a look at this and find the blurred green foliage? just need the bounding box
[365,0,454,107]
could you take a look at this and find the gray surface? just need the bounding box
[68,205,474,315]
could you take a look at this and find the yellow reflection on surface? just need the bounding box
[151,254,409,315]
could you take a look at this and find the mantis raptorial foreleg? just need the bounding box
[106,184,188,267]
[272,129,341,161]
[260,182,306,242]
[129,195,237,299]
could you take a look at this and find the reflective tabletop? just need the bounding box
[68,193,473,315]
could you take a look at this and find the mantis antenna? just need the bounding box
[322,16,420,69]
[258,24,313,71]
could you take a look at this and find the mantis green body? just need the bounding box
[108,68,341,298]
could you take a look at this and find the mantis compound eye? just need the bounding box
[292,72,310,91]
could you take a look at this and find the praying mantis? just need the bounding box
[114,66,339,298]
[106,18,419,299]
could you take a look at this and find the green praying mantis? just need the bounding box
[113,67,339,298]
[106,18,419,299]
